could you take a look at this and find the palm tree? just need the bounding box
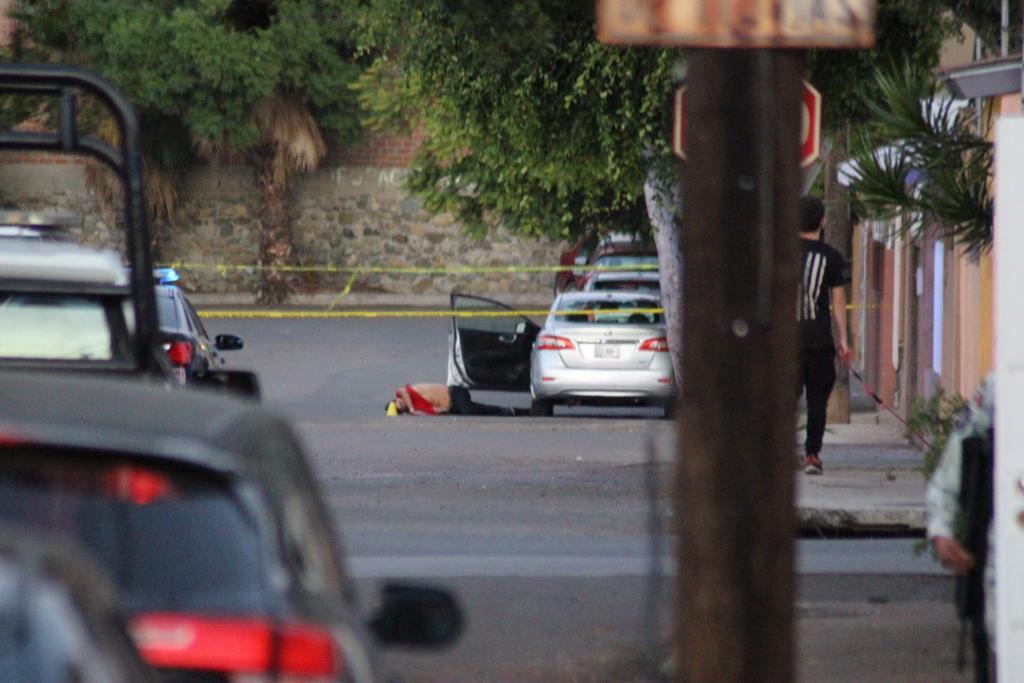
[197,92,327,304]
[844,63,992,253]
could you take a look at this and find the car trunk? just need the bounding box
[553,324,664,369]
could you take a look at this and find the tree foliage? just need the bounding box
[353,0,676,241]
[15,0,364,302]
[808,0,957,133]
[943,0,1022,52]
[17,0,362,151]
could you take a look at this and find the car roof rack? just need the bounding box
[0,64,158,374]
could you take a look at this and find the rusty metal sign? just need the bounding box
[596,0,875,48]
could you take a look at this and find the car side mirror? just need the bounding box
[369,582,462,649]
[196,369,261,400]
[214,334,244,351]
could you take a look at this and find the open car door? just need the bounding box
[448,294,540,392]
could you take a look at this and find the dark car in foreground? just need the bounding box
[0,528,157,683]
[0,371,461,683]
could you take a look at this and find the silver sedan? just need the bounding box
[528,292,674,416]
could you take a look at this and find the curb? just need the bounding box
[797,506,925,534]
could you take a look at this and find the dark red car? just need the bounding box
[555,232,657,293]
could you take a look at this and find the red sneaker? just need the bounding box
[803,455,823,475]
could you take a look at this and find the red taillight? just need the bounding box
[102,466,172,505]
[535,334,575,351]
[131,614,272,672]
[165,341,194,367]
[279,622,339,676]
[0,432,24,447]
[639,337,669,352]
[130,613,340,678]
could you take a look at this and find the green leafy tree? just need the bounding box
[354,0,681,365]
[355,1,674,241]
[15,0,362,303]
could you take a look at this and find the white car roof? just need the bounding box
[0,240,128,286]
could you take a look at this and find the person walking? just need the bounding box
[797,197,852,475]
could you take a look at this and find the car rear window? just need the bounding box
[156,294,178,329]
[593,254,658,269]
[592,279,660,292]
[0,293,130,361]
[553,298,663,324]
[0,449,267,616]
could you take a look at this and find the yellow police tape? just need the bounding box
[197,305,885,320]
[198,308,665,320]
[161,261,658,275]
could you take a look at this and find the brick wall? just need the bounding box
[330,130,425,167]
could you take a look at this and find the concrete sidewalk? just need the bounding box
[797,411,927,534]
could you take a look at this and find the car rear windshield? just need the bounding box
[156,294,178,329]
[0,448,267,616]
[553,298,663,324]
[592,279,660,293]
[593,254,658,269]
[0,293,130,361]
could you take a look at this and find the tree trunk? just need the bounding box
[644,171,683,382]
[824,129,851,424]
[256,152,294,306]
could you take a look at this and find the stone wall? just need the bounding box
[0,157,564,299]
[0,154,118,249]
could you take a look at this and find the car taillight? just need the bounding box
[535,335,575,351]
[165,340,194,367]
[102,465,173,505]
[131,613,340,680]
[639,337,669,352]
[0,432,24,447]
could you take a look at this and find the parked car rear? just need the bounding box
[155,280,244,387]
[556,232,657,293]
[0,370,461,683]
[529,291,674,416]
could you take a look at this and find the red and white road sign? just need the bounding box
[673,80,822,168]
[799,81,822,168]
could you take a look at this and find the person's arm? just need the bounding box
[831,285,852,364]
[926,423,975,575]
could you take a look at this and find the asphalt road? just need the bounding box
[205,315,967,682]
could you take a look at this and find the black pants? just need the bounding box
[797,348,836,456]
[447,386,515,416]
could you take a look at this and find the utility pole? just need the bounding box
[596,3,875,681]
[677,49,802,681]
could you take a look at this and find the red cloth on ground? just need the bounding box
[402,384,437,415]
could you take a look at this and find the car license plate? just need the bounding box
[595,344,620,359]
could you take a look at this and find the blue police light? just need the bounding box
[153,267,180,285]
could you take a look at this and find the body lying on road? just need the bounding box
[390,383,523,416]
